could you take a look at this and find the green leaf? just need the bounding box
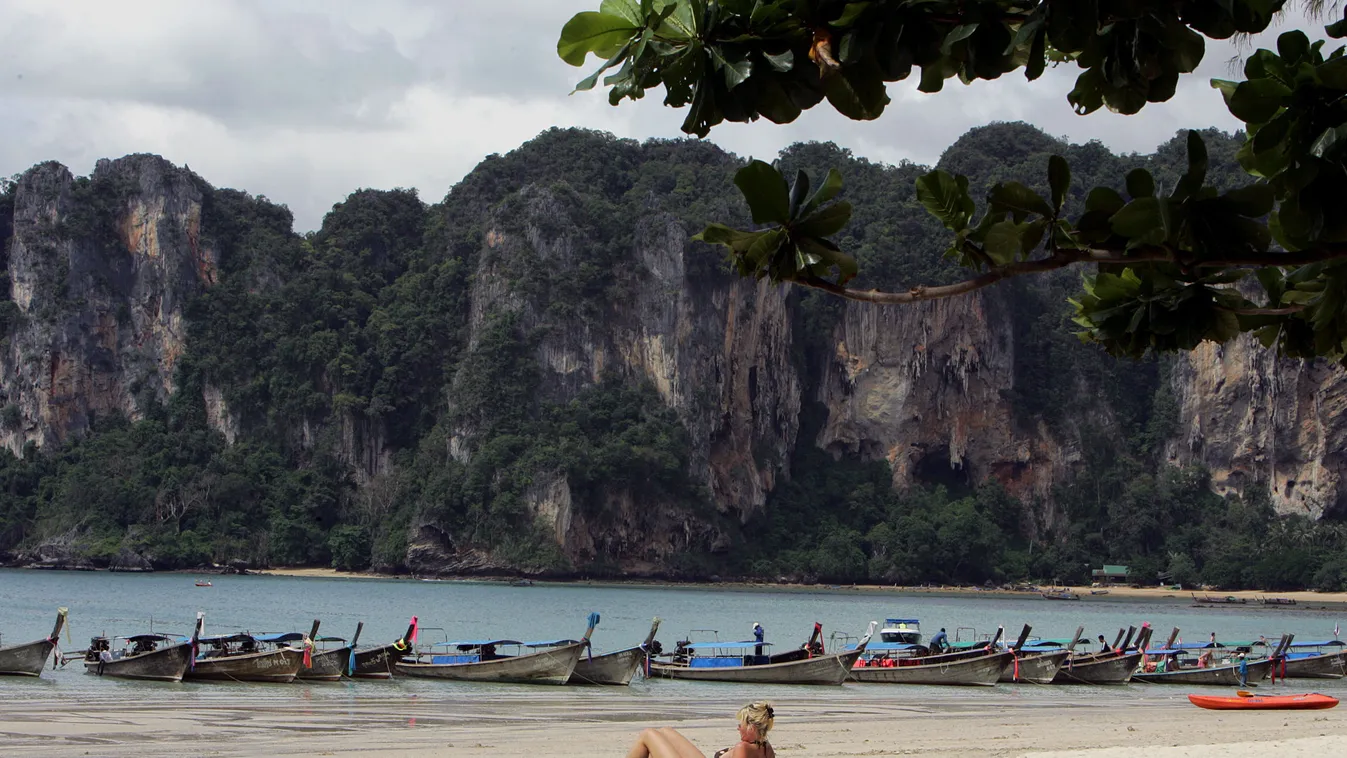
[983,221,1029,265]
[1110,197,1166,240]
[735,160,791,225]
[794,202,853,238]
[599,0,644,26]
[799,169,843,219]
[694,223,767,251]
[988,181,1054,218]
[1085,187,1126,215]
[916,170,974,232]
[1048,155,1070,212]
[1227,78,1292,124]
[824,65,890,120]
[558,12,639,67]
[788,171,810,218]
[1223,184,1274,217]
[942,24,980,54]
[763,50,795,72]
[830,2,872,27]
[1126,169,1155,199]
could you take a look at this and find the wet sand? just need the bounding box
[2,691,1345,757]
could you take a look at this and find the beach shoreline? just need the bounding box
[1,690,1344,757]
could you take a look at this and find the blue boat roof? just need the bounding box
[884,619,920,625]
[523,639,580,648]
[1288,640,1345,648]
[685,641,772,651]
[1020,644,1068,652]
[432,639,523,648]
[121,634,178,643]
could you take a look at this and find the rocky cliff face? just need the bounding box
[431,184,799,567]
[1168,336,1347,519]
[814,291,1083,533]
[0,155,216,452]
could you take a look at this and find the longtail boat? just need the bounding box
[1053,626,1149,684]
[1188,692,1338,710]
[85,615,202,682]
[649,622,873,685]
[0,608,66,677]
[1277,640,1347,679]
[851,643,1011,686]
[394,613,598,685]
[1131,629,1285,687]
[186,627,307,683]
[1000,625,1079,685]
[569,617,660,686]
[350,618,418,679]
[297,620,354,682]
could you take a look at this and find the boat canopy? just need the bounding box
[1020,644,1070,652]
[523,639,580,648]
[315,636,346,643]
[121,634,178,643]
[431,639,524,648]
[850,641,919,652]
[198,634,256,645]
[684,641,772,651]
[884,619,920,626]
[253,632,306,644]
[1288,640,1346,648]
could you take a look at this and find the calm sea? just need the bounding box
[3,569,1346,706]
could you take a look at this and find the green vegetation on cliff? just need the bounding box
[0,124,1344,591]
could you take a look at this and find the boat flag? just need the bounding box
[1336,622,1340,639]
[409,616,419,644]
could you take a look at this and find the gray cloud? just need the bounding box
[0,1,1332,230]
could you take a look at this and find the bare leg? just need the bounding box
[624,727,707,758]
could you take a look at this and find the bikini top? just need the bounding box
[714,741,769,758]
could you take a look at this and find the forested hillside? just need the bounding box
[0,123,1343,590]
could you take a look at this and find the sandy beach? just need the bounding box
[2,690,1344,757]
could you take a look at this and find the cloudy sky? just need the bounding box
[0,0,1331,230]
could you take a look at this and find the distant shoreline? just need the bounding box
[239,567,1347,609]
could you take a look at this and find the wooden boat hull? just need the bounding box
[1133,659,1272,686]
[85,643,193,682]
[1000,650,1070,684]
[569,647,645,685]
[1053,652,1142,684]
[298,646,354,681]
[851,651,1010,686]
[350,644,399,679]
[187,648,304,683]
[1281,651,1347,679]
[395,641,584,685]
[1189,693,1338,710]
[0,637,55,677]
[651,648,861,685]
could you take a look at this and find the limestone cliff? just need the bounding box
[0,155,216,452]
[416,183,799,570]
[1168,337,1347,518]
[814,291,1083,534]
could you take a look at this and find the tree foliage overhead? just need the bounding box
[560,0,1347,365]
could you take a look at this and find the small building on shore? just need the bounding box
[1091,565,1130,586]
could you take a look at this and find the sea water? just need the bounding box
[2,568,1346,708]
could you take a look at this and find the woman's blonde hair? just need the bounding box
[737,701,775,741]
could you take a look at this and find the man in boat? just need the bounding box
[752,624,765,657]
[929,628,949,654]
[1097,635,1113,654]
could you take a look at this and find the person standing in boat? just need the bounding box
[1097,634,1113,654]
[1238,652,1249,687]
[752,623,765,657]
[929,628,949,654]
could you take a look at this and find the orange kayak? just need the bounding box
[1188,693,1339,711]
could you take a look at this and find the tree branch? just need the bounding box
[796,243,1347,306]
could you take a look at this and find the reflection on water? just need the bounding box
[3,568,1346,706]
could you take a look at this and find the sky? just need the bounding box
[0,0,1333,231]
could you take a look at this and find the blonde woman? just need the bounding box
[625,702,775,758]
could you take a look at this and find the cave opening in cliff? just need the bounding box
[912,445,972,495]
